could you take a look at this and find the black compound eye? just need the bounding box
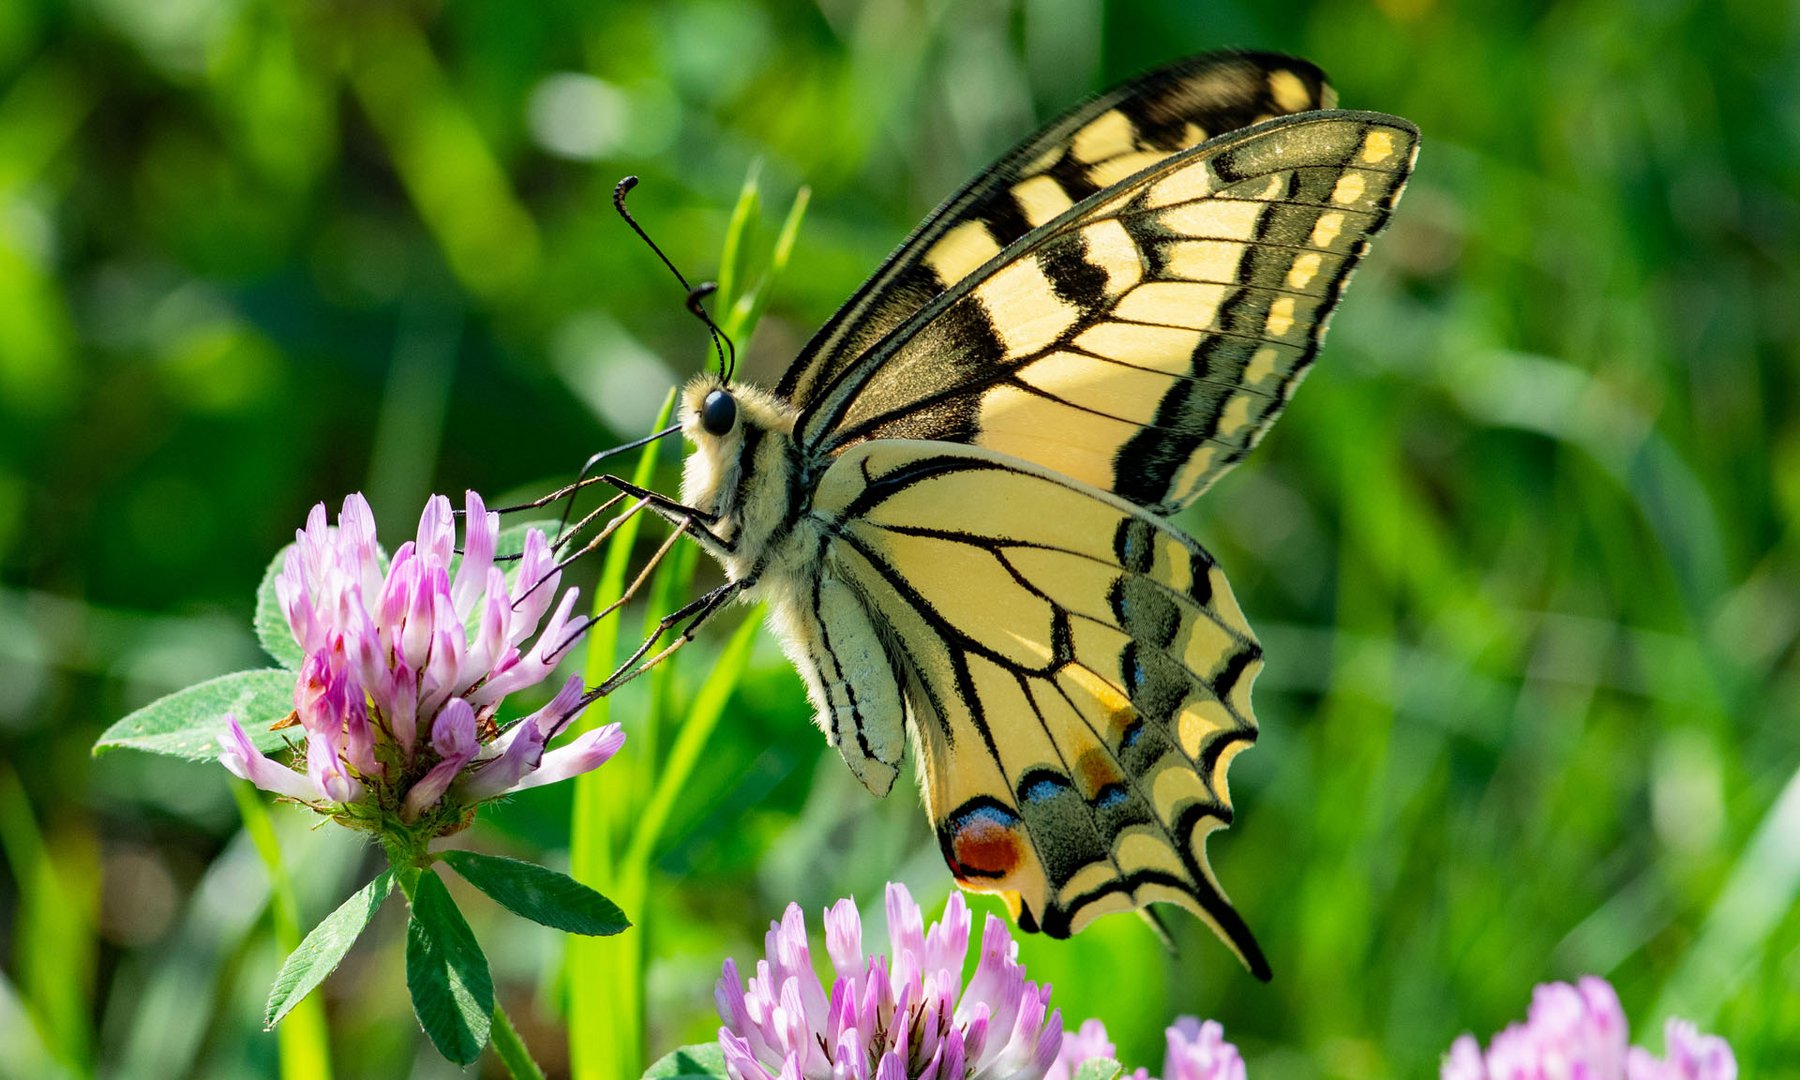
[700,389,737,436]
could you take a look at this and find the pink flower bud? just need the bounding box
[453,490,497,620]
[219,715,320,802]
[402,698,478,820]
[415,493,455,569]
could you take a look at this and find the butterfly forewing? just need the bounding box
[777,52,1335,411]
[810,441,1269,975]
[797,112,1418,513]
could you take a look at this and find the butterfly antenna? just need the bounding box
[613,175,738,383]
[685,282,737,382]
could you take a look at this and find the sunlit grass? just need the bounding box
[4,0,1798,1074]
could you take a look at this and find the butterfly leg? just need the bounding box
[565,511,694,632]
[590,578,747,697]
[593,473,737,559]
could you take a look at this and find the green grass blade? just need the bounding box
[622,609,762,872]
[568,389,678,1080]
[0,764,95,1077]
[1651,761,1800,1026]
[714,160,763,321]
[233,782,335,1079]
[0,968,76,1080]
[728,186,811,338]
[567,158,805,1080]
[576,484,702,1080]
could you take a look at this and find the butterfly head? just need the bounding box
[678,375,798,532]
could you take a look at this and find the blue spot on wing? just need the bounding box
[951,801,1024,828]
[1018,768,1075,805]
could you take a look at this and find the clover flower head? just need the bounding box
[218,491,623,835]
[1048,1016,1241,1080]
[1442,977,1735,1080]
[1046,1020,1133,1080]
[1625,1021,1737,1080]
[1161,1019,1245,1080]
[715,882,1063,1080]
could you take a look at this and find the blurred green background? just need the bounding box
[3,0,1798,1076]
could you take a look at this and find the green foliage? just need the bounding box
[264,869,395,1029]
[94,670,296,760]
[1073,1059,1125,1080]
[569,173,799,1080]
[643,1043,729,1080]
[404,870,494,1066]
[0,766,95,1076]
[569,390,680,1080]
[440,850,629,936]
[8,0,1800,1075]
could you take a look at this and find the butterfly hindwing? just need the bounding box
[807,440,1268,974]
[777,52,1336,412]
[797,111,1419,513]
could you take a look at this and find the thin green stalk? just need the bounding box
[489,1001,548,1080]
[730,186,811,336]
[621,611,762,873]
[599,522,704,1063]
[637,540,700,772]
[568,390,678,1080]
[0,764,95,1078]
[714,161,763,323]
[232,783,333,1080]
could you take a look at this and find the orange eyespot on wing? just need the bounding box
[941,799,1030,882]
